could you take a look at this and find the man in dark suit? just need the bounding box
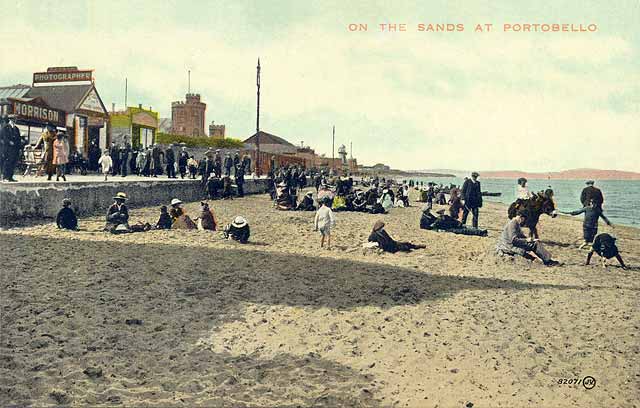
[165,145,176,178]
[580,180,604,209]
[461,171,483,228]
[0,116,22,182]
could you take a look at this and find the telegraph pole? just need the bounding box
[332,125,335,173]
[256,58,261,176]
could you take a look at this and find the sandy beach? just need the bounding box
[1,190,638,407]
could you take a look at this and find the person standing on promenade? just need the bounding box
[233,152,240,175]
[187,155,198,179]
[110,142,120,177]
[35,123,57,180]
[517,177,532,200]
[119,143,130,178]
[213,149,222,178]
[151,144,163,177]
[178,147,189,179]
[52,131,69,181]
[461,172,483,228]
[224,152,233,176]
[165,145,176,178]
[561,201,613,249]
[235,163,245,197]
[496,210,560,266]
[314,198,336,250]
[98,151,113,181]
[580,180,604,209]
[0,115,22,182]
[242,153,252,175]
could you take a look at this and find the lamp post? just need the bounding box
[256,58,261,176]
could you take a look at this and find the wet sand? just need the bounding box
[1,190,639,407]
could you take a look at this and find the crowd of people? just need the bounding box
[49,161,628,269]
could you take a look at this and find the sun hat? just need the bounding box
[170,198,183,206]
[372,220,385,232]
[232,216,247,228]
[113,192,127,200]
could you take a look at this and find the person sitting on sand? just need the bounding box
[196,201,217,231]
[561,200,612,249]
[296,191,316,211]
[222,176,234,200]
[223,216,250,243]
[56,198,78,230]
[448,188,464,220]
[586,233,626,269]
[169,198,197,229]
[105,192,130,233]
[352,191,367,212]
[155,205,172,230]
[368,220,426,253]
[496,210,560,266]
[314,198,336,250]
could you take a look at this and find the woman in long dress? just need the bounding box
[35,124,57,180]
[52,132,69,181]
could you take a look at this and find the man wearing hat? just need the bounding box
[0,114,22,182]
[223,153,233,177]
[105,192,130,232]
[213,150,222,178]
[461,171,483,228]
[580,180,604,210]
[224,216,250,243]
[296,191,316,211]
[56,198,78,230]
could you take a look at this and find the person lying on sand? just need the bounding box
[586,233,626,269]
[56,198,78,230]
[420,208,488,237]
[368,220,426,253]
[496,210,560,266]
[223,216,250,243]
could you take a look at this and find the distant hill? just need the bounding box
[414,168,640,180]
[479,168,640,180]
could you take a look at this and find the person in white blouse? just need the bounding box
[516,177,532,200]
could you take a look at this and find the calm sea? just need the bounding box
[410,177,639,228]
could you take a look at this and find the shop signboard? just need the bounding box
[11,99,66,126]
[33,69,93,84]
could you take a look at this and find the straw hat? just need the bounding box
[170,198,183,206]
[113,192,127,201]
[232,216,247,228]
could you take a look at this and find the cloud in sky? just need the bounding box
[1,0,638,172]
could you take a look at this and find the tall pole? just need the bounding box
[256,58,261,176]
[332,125,335,173]
[188,70,191,93]
[124,78,128,108]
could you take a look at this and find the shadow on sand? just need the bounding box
[1,234,586,407]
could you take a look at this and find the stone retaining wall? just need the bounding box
[0,179,269,226]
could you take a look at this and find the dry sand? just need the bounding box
[1,190,639,407]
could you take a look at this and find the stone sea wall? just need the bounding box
[0,179,269,226]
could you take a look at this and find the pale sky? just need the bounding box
[1,0,638,172]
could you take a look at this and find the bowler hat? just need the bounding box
[585,180,595,185]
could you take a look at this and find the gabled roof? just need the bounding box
[25,84,93,113]
[244,130,295,146]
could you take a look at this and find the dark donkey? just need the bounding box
[508,189,557,239]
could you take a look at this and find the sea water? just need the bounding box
[410,177,639,228]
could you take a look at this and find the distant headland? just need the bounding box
[412,168,640,180]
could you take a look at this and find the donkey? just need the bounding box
[508,189,557,239]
